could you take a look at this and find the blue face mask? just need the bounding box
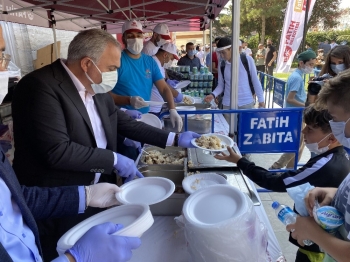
[330,63,346,74]
[187,50,195,56]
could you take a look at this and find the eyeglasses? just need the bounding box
[0,53,11,70]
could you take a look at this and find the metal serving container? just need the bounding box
[138,166,187,216]
[185,167,260,206]
[186,145,260,206]
[163,115,212,134]
[137,146,186,171]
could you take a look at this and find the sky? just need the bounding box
[339,0,350,8]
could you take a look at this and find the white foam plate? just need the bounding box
[183,185,248,225]
[182,173,229,194]
[182,95,195,104]
[116,177,175,205]
[175,80,191,89]
[57,204,153,255]
[190,133,234,152]
[136,113,162,129]
[144,101,167,106]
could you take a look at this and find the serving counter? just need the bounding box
[128,113,284,261]
[129,179,281,262]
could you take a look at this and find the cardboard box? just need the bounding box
[34,41,61,69]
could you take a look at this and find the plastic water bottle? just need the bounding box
[272,201,313,246]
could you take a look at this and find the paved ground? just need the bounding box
[249,148,311,262]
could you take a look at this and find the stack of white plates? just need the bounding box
[136,113,162,129]
[181,185,267,261]
[56,204,153,255]
[183,185,248,226]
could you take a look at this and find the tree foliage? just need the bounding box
[213,0,343,44]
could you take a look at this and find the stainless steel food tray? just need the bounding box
[136,146,185,171]
[185,167,260,206]
[187,148,237,169]
[138,166,187,216]
[163,117,212,134]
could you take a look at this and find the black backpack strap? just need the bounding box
[240,52,255,95]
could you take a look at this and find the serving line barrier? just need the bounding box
[159,107,304,193]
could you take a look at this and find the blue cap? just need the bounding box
[271,201,280,209]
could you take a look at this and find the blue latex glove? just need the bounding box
[178,131,201,148]
[124,109,142,119]
[0,140,12,152]
[124,138,142,153]
[68,222,141,262]
[166,79,180,88]
[114,153,144,183]
[174,93,183,103]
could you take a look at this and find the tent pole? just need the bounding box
[209,19,212,71]
[52,23,59,59]
[301,0,310,52]
[203,29,206,48]
[49,11,59,60]
[229,0,240,139]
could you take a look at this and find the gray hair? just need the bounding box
[67,29,121,63]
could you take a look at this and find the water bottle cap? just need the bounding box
[271,201,280,209]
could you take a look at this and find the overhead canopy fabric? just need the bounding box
[1,0,228,32]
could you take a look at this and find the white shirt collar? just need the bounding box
[60,59,94,96]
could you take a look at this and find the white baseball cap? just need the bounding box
[160,43,179,60]
[122,19,143,34]
[153,23,171,40]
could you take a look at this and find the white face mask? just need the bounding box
[329,118,350,148]
[85,60,118,94]
[156,38,168,47]
[301,65,314,74]
[330,63,346,74]
[127,38,143,55]
[305,133,332,154]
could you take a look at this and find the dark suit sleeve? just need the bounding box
[13,75,114,174]
[116,108,170,148]
[21,185,79,220]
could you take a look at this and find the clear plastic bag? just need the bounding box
[175,194,268,262]
[7,61,21,78]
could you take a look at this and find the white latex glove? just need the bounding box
[169,109,183,132]
[130,96,148,109]
[86,183,121,208]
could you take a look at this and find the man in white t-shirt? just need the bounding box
[142,23,171,56]
[149,43,182,115]
[204,38,265,122]
[242,42,252,56]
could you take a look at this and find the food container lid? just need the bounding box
[57,204,153,254]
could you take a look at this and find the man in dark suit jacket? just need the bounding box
[11,29,198,260]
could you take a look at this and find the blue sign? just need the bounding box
[238,109,303,153]
[273,79,286,107]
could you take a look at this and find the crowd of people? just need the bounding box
[1,18,350,262]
